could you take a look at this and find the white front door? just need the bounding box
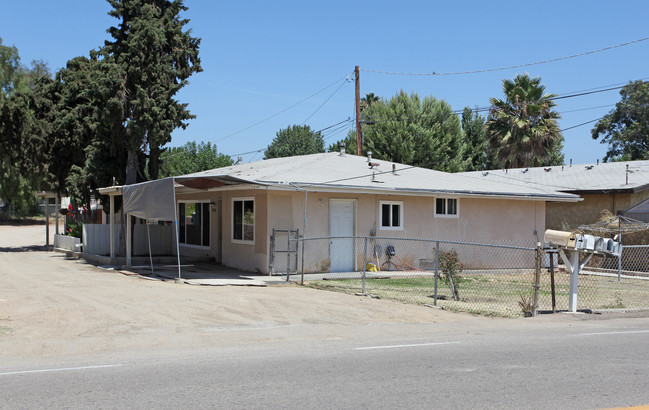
[329,199,355,272]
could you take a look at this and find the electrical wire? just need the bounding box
[214,72,353,142]
[360,36,649,76]
[360,80,649,125]
[302,77,351,124]
[560,118,601,132]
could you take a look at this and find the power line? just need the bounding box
[302,77,351,124]
[360,36,649,76]
[227,118,354,159]
[215,72,353,142]
[360,80,649,125]
[560,118,601,132]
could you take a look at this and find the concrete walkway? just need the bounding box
[120,261,290,286]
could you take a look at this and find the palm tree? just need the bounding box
[486,74,563,168]
[361,92,379,111]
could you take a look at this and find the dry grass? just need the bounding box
[307,270,649,318]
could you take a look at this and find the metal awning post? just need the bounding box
[172,178,182,280]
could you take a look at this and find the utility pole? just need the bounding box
[355,65,362,156]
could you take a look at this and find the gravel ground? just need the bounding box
[0,223,474,359]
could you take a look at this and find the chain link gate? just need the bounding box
[268,228,299,276]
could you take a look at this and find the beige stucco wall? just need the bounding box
[266,190,545,273]
[546,190,649,230]
[175,188,270,272]
[172,187,548,273]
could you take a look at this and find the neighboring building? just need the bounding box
[460,160,649,231]
[99,151,578,273]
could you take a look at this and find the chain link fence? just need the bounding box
[272,236,649,317]
[537,245,649,313]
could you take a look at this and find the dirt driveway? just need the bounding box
[0,224,473,359]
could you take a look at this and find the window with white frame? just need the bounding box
[232,198,254,242]
[380,200,403,230]
[435,198,458,217]
[178,201,210,247]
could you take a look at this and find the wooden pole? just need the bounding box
[355,65,362,156]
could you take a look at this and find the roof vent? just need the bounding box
[585,165,594,170]
[368,161,380,169]
[392,164,398,175]
[482,171,489,176]
[544,167,552,172]
[339,143,346,156]
[367,151,372,162]
[521,168,528,173]
[236,156,243,165]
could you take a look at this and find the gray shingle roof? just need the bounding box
[460,160,649,194]
[183,152,578,201]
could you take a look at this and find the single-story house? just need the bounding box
[97,149,579,274]
[460,160,649,232]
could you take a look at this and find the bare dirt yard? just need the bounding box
[0,223,474,359]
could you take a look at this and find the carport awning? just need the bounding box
[121,175,265,221]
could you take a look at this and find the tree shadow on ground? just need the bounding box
[0,245,50,253]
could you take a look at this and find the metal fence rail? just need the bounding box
[272,235,649,317]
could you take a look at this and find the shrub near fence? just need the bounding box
[287,237,649,317]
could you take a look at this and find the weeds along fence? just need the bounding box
[276,236,649,317]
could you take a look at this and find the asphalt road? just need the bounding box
[2,316,649,409]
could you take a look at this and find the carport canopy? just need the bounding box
[112,174,266,278]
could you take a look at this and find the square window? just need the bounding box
[435,198,459,218]
[178,201,210,247]
[379,201,403,230]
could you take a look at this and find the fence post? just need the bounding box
[549,250,556,313]
[433,241,439,306]
[362,237,368,294]
[269,229,275,276]
[286,230,291,280]
[532,242,542,317]
[300,232,305,286]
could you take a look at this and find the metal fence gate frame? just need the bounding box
[268,228,300,276]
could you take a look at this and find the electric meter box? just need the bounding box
[544,229,577,248]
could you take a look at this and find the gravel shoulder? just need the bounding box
[0,224,477,359]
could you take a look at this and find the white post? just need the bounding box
[45,197,50,246]
[568,250,580,312]
[109,194,115,263]
[126,213,132,268]
[55,194,60,235]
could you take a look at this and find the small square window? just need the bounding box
[435,198,459,218]
[379,201,403,230]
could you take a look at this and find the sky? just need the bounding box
[2,0,649,166]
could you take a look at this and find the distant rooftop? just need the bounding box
[460,160,649,194]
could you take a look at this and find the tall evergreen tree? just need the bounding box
[486,74,563,168]
[361,91,466,172]
[461,107,490,171]
[0,38,54,215]
[100,0,202,185]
